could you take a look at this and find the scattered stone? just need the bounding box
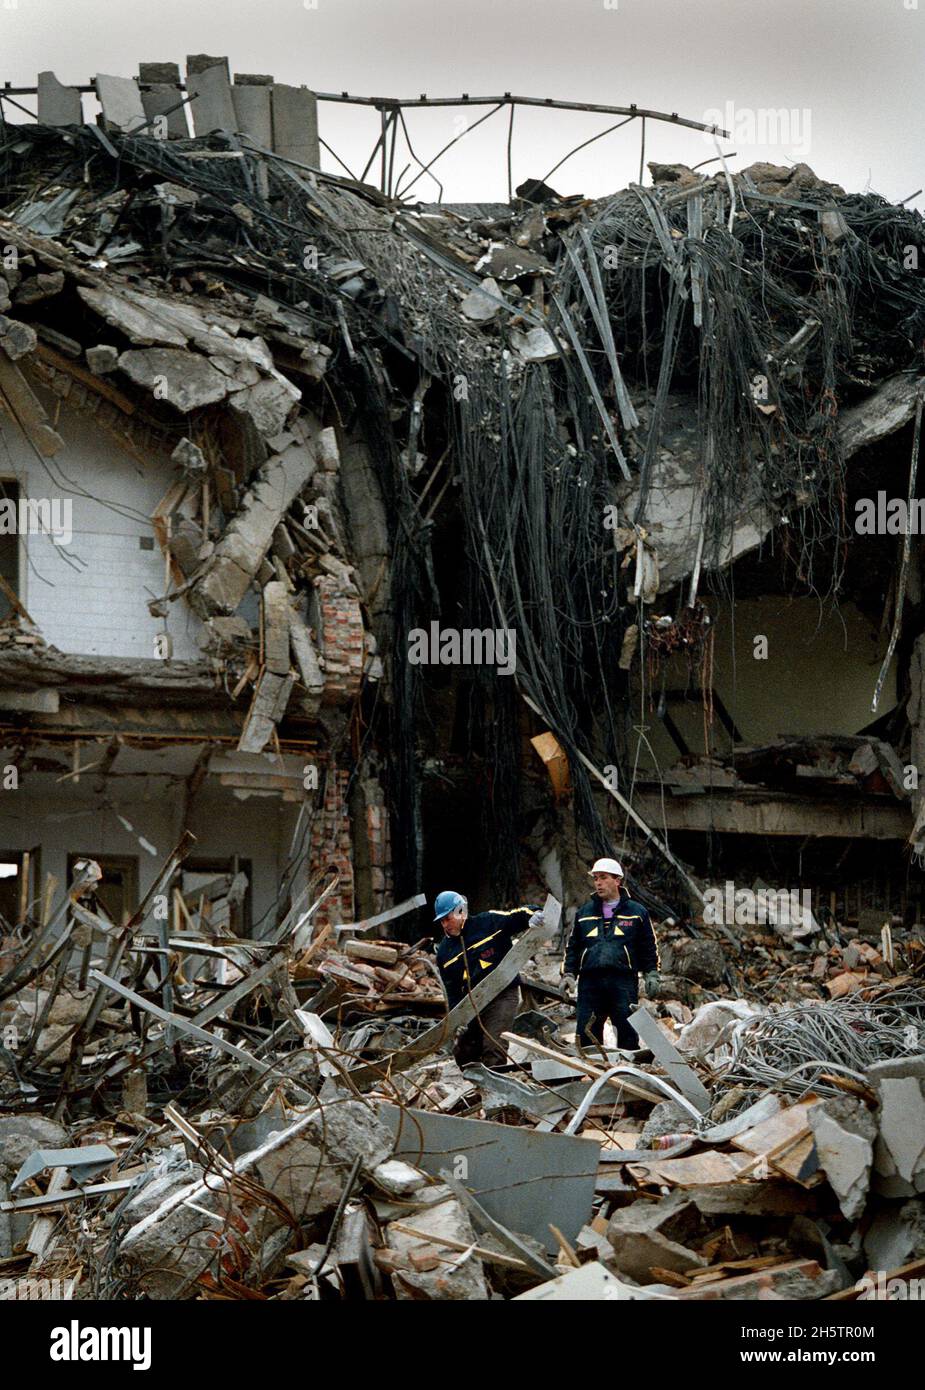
[118,348,230,411]
[85,344,120,375]
[15,272,65,305]
[386,1192,488,1300]
[808,1097,876,1220]
[460,277,504,323]
[0,317,38,360]
[672,938,727,986]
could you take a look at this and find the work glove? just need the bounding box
[561,970,578,999]
[528,910,545,929]
[644,971,660,998]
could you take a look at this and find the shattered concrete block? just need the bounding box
[606,1192,707,1283]
[672,938,727,986]
[211,355,262,389]
[0,316,38,360]
[371,1159,430,1197]
[171,436,208,476]
[460,277,504,323]
[0,1114,70,1179]
[510,325,558,362]
[95,74,147,133]
[189,435,318,617]
[685,1181,819,1219]
[15,271,65,305]
[808,1097,876,1220]
[864,1198,925,1272]
[85,344,120,375]
[229,375,300,437]
[118,348,230,412]
[304,1100,395,1177]
[639,1099,695,1146]
[676,999,764,1057]
[37,71,82,126]
[252,1133,344,1222]
[866,1054,925,1195]
[386,1192,488,1300]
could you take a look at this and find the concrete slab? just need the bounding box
[379,1102,599,1252]
[94,74,147,133]
[140,84,190,139]
[271,84,320,167]
[232,83,273,147]
[877,1077,925,1183]
[187,63,236,136]
[808,1098,875,1220]
[37,72,82,126]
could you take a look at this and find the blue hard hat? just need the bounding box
[434,890,466,922]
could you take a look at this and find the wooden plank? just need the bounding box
[344,940,400,965]
[732,1098,818,1158]
[627,1151,753,1187]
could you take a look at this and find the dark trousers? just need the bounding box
[453,982,520,1069]
[576,969,639,1050]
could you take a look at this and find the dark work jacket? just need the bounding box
[435,906,536,1009]
[564,892,659,977]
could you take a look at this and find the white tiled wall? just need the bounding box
[0,393,207,659]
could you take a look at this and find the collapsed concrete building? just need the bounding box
[0,68,923,935]
[0,61,925,1303]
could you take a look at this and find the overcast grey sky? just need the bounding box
[2,0,922,207]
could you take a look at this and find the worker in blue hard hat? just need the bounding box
[433,890,542,1068]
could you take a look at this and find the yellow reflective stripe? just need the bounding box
[490,907,532,916]
[442,930,500,968]
[577,915,598,923]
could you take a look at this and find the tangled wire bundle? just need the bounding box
[719,985,925,1099]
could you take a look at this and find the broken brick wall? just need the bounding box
[317,577,365,705]
[310,763,354,926]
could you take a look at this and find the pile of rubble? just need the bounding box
[1,859,924,1302]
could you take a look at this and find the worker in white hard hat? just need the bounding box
[562,857,660,1050]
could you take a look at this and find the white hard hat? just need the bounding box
[590,857,624,877]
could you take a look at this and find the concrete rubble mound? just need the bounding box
[0,62,924,1304]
